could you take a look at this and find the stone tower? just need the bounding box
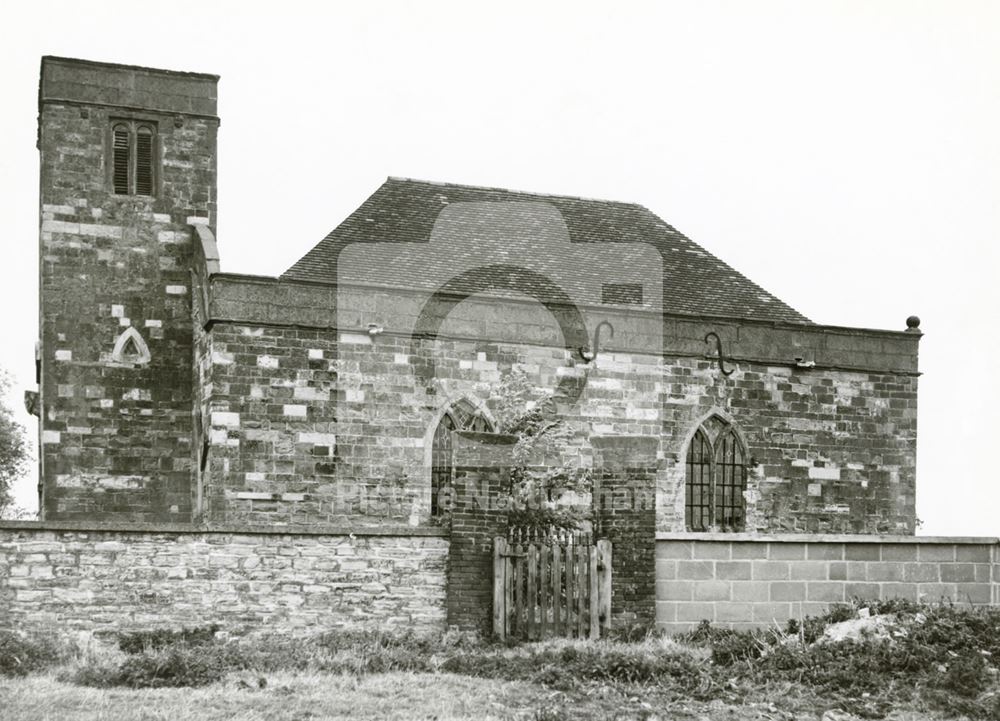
[36,57,219,522]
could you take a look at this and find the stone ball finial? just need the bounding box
[905,315,921,331]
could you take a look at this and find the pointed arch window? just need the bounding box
[685,416,748,532]
[431,399,492,516]
[110,121,157,196]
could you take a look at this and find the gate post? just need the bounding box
[493,536,508,639]
[596,539,612,635]
[592,435,659,629]
[446,431,515,636]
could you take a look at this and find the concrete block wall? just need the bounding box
[655,535,1000,633]
[0,522,448,637]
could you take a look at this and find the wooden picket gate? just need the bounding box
[493,530,612,641]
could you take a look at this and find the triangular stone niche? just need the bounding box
[111,326,152,365]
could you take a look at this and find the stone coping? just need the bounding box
[0,520,449,538]
[210,273,919,339]
[657,532,1000,545]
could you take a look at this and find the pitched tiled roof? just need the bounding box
[281,177,810,324]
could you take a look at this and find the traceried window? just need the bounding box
[431,399,492,516]
[685,415,748,532]
[111,121,157,196]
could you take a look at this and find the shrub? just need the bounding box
[72,644,229,688]
[677,620,775,665]
[441,639,711,695]
[116,624,220,654]
[57,603,1000,720]
[0,630,69,677]
[679,603,1000,719]
[607,622,654,644]
[937,652,991,698]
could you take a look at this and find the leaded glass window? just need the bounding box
[684,416,748,531]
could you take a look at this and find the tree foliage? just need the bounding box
[0,370,30,518]
[489,370,592,530]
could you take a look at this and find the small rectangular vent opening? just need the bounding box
[601,283,643,305]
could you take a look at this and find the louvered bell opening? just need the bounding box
[135,127,154,196]
[112,127,130,195]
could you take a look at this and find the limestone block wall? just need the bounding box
[655,535,1000,634]
[37,57,219,522]
[0,523,448,637]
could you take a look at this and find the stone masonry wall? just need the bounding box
[37,58,219,522]
[0,523,448,637]
[198,277,920,534]
[33,57,921,534]
[657,363,918,535]
[656,535,1000,634]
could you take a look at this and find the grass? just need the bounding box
[0,671,568,721]
[1,601,998,720]
[0,669,953,721]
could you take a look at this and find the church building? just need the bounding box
[32,55,922,538]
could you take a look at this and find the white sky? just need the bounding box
[1,1,997,535]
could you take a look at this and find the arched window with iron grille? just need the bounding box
[684,416,748,531]
[431,399,492,516]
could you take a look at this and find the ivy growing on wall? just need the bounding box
[489,369,592,531]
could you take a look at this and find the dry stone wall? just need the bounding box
[0,523,448,637]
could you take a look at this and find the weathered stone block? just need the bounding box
[693,581,731,602]
[752,560,790,581]
[768,543,807,560]
[716,561,752,580]
[806,582,845,602]
[806,544,844,561]
[692,543,731,561]
[770,582,806,602]
[918,545,956,563]
[675,603,714,622]
[752,602,792,623]
[731,581,770,603]
[656,580,693,601]
[657,541,693,560]
[677,561,714,580]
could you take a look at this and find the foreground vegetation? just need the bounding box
[1,600,997,720]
